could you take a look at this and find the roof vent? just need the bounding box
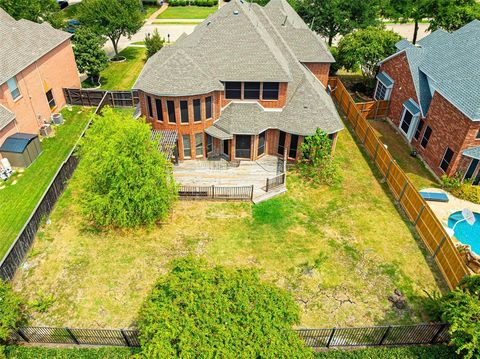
[233,10,239,15]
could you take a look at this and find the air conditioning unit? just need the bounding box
[51,113,64,125]
[40,124,53,137]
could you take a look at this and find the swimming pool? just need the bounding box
[448,211,480,256]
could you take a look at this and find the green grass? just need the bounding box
[153,20,202,24]
[157,6,217,19]
[4,346,138,359]
[14,123,446,329]
[0,107,91,259]
[82,47,146,91]
[142,5,160,19]
[314,345,459,358]
[61,3,80,21]
[369,120,439,190]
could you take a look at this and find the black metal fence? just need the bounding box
[178,185,254,201]
[12,323,449,349]
[63,88,139,108]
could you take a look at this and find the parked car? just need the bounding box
[66,19,80,34]
[57,0,69,9]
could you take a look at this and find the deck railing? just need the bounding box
[178,185,254,201]
[266,173,286,192]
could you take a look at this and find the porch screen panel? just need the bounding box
[258,131,266,156]
[195,133,204,157]
[182,134,191,158]
[289,134,299,159]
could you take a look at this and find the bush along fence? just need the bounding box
[178,185,254,201]
[11,323,450,349]
[0,93,113,281]
[328,77,470,289]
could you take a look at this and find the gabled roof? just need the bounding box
[385,20,480,121]
[134,0,342,137]
[0,9,72,86]
[463,146,480,160]
[0,105,15,131]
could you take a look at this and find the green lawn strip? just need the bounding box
[369,120,439,190]
[0,107,91,259]
[4,346,139,359]
[142,5,160,19]
[314,345,459,358]
[156,6,216,19]
[14,122,445,328]
[152,20,202,24]
[82,47,146,91]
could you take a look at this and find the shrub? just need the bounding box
[137,257,312,358]
[441,172,480,204]
[441,172,462,190]
[144,29,165,58]
[314,345,459,358]
[425,275,480,359]
[0,281,25,343]
[3,346,138,358]
[298,128,340,185]
[75,107,178,228]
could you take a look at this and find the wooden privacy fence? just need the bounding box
[328,77,469,289]
[12,323,449,348]
[355,100,389,120]
[63,88,139,108]
[178,185,254,201]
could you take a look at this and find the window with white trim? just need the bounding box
[46,89,56,109]
[374,78,393,100]
[7,77,20,100]
[440,147,454,172]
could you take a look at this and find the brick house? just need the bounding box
[376,20,480,184]
[133,0,343,162]
[0,9,80,146]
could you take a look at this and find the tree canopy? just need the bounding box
[337,26,401,82]
[428,0,480,32]
[75,107,177,228]
[77,0,143,59]
[298,0,380,46]
[0,0,62,28]
[137,257,312,358]
[72,27,109,85]
[145,29,165,59]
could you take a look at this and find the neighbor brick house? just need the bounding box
[133,0,343,161]
[0,9,80,146]
[376,20,480,184]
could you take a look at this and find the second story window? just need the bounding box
[180,100,189,123]
[262,82,279,100]
[167,100,176,123]
[225,82,241,99]
[244,82,260,100]
[193,99,201,122]
[205,96,212,119]
[155,98,163,122]
[7,77,20,100]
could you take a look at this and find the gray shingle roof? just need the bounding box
[134,0,343,137]
[0,9,72,86]
[391,20,480,121]
[0,105,15,131]
[463,146,480,160]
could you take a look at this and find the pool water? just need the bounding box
[448,211,480,256]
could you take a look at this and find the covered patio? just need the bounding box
[173,155,285,201]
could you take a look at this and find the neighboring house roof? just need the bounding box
[0,105,15,130]
[0,8,72,86]
[463,146,480,160]
[382,20,480,121]
[134,0,343,137]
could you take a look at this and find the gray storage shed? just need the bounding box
[0,133,42,168]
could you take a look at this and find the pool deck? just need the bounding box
[421,188,480,226]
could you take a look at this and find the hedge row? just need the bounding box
[2,346,140,359]
[168,0,218,7]
[314,345,459,359]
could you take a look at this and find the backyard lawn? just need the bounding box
[157,6,217,19]
[0,107,91,259]
[13,124,446,329]
[369,120,439,190]
[82,47,146,90]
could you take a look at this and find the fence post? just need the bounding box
[120,329,132,347]
[373,143,380,162]
[353,111,360,129]
[383,159,393,182]
[250,185,254,201]
[398,181,408,202]
[414,205,426,225]
[430,323,448,344]
[16,329,29,343]
[266,179,269,193]
[378,326,391,345]
[65,327,80,345]
[326,328,336,348]
[212,185,215,199]
[363,126,369,145]
[433,236,447,258]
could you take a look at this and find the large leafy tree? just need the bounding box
[72,28,109,86]
[137,258,312,358]
[337,26,401,82]
[383,0,432,44]
[77,0,143,59]
[428,0,480,32]
[298,0,381,46]
[0,0,63,28]
[75,107,177,228]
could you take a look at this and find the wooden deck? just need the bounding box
[173,155,283,200]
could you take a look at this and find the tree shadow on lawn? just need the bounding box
[337,108,449,301]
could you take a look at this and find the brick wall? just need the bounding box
[304,63,330,87]
[0,40,80,144]
[380,52,419,127]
